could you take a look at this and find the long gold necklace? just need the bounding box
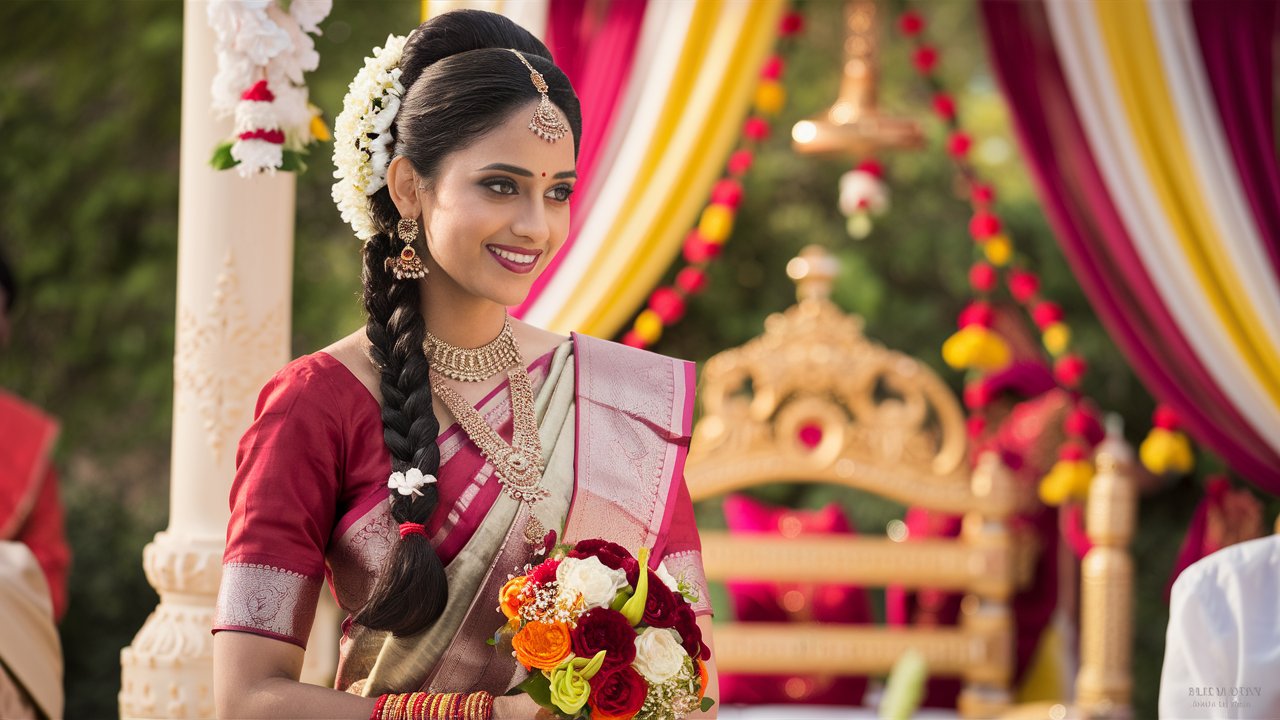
[428,325,548,548]
[423,316,522,383]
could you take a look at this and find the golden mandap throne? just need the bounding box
[685,246,1134,720]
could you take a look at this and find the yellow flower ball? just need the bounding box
[942,326,1010,371]
[941,326,983,370]
[754,81,786,115]
[1140,428,1195,476]
[634,310,664,344]
[977,332,1012,371]
[699,204,735,244]
[1042,322,1071,356]
[1039,460,1092,506]
[983,234,1013,266]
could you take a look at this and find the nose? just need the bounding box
[510,194,551,245]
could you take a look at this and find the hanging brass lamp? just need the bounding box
[791,0,924,157]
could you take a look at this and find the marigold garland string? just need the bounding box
[896,8,1115,503]
[621,8,806,349]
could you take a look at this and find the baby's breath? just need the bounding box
[636,657,701,720]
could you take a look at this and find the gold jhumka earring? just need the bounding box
[387,217,428,280]
[508,49,568,143]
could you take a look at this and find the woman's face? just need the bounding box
[415,100,577,308]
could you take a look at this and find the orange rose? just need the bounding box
[697,658,709,700]
[512,620,573,671]
[499,575,528,620]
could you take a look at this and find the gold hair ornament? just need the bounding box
[508,49,568,143]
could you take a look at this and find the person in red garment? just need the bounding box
[0,249,71,719]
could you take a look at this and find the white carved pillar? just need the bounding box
[119,1,296,716]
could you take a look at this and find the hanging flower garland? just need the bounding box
[621,8,806,349]
[207,0,333,177]
[897,9,1105,505]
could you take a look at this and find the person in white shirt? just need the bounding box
[1159,533,1280,719]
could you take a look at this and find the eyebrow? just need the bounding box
[477,162,576,180]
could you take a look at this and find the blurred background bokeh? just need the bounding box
[0,1,1273,717]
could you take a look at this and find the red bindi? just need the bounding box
[541,172,546,177]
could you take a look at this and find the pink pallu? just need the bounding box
[563,332,696,555]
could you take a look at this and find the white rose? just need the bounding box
[556,556,628,610]
[655,561,681,593]
[632,627,686,684]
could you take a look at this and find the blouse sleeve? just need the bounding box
[657,478,713,617]
[213,358,345,649]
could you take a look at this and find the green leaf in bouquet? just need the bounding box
[620,547,650,625]
[700,697,716,713]
[516,670,556,712]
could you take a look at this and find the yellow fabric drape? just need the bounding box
[552,0,786,335]
[1094,0,1280,406]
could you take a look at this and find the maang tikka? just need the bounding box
[508,49,568,143]
[387,217,428,280]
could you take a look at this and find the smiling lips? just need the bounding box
[486,243,542,274]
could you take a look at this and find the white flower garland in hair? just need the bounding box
[206,0,332,177]
[330,33,408,240]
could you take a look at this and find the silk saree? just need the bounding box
[214,333,709,696]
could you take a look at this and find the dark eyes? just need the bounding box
[482,177,574,203]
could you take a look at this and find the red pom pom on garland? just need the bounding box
[711,179,744,210]
[1032,301,1064,330]
[899,11,925,36]
[912,46,939,74]
[1007,269,1040,303]
[727,149,754,176]
[958,301,995,329]
[743,117,771,141]
[948,131,973,158]
[932,93,956,121]
[1054,354,1088,388]
[648,287,687,324]
[760,55,784,80]
[968,211,1001,240]
[969,262,997,292]
[676,267,708,295]
[1153,405,1181,431]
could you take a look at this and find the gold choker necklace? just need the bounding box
[423,316,521,382]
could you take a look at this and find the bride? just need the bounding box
[212,9,716,720]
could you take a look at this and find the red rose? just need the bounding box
[641,570,679,628]
[569,540,640,586]
[673,600,710,661]
[587,665,648,720]
[527,559,560,587]
[570,608,636,673]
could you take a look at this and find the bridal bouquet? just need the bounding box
[496,539,713,719]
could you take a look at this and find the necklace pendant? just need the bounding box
[525,515,547,549]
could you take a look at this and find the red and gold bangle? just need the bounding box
[371,690,493,720]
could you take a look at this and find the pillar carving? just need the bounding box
[119,1,296,716]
